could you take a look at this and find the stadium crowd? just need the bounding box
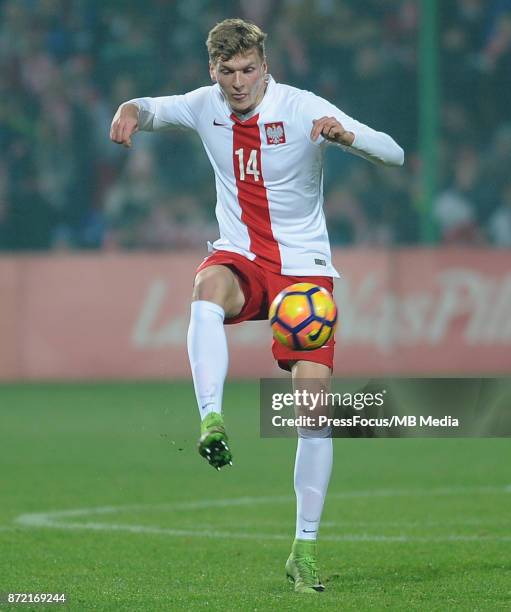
[1,0,510,251]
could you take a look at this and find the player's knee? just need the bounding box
[192,266,240,312]
[193,267,228,302]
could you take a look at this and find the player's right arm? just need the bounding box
[110,87,210,147]
[110,102,139,148]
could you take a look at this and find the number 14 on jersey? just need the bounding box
[235,148,260,182]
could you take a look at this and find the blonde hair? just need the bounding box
[206,18,267,64]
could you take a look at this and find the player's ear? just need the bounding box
[209,62,217,83]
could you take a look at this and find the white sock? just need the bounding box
[187,300,228,420]
[294,428,333,541]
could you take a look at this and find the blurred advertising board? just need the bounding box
[0,249,510,380]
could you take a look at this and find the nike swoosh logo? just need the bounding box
[302,529,317,533]
[309,324,324,342]
[213,119,226,126]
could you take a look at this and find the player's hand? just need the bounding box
[110,103,139,148]
[311,116,355,146]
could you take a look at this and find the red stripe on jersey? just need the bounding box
[231,113,281,273]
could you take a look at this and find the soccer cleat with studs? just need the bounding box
[285,539,325,593]
[197,412,232,470]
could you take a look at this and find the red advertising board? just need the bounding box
[0,249,509,380]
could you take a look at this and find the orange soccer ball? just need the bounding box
[268,283,338,350]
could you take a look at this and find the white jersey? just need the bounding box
[131,77,404,277]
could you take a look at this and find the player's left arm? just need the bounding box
[303,93,404,166]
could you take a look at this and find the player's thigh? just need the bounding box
[291,360,332,425]
[291,360,331,388]
[192,264,245,318]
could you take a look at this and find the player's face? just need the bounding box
[210,49,268,115]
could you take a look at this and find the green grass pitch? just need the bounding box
[0,381,510,611]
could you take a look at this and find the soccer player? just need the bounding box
[110,18,404,594]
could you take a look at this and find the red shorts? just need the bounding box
[196,251,336,371]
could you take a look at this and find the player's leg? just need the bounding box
[292,360,333,544]
[285,360,332,593]
[188,264,244,418]
[187,264,245,469]
[267,273,335,591]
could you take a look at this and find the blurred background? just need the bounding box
[2,0,511,252]
[0,0,510,379]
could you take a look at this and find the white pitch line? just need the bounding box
[10,519,511,543]
[16,483,507,523]
[13,484,511,544]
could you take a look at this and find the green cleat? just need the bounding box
[285,539,325,593]
[197,412,232,470]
